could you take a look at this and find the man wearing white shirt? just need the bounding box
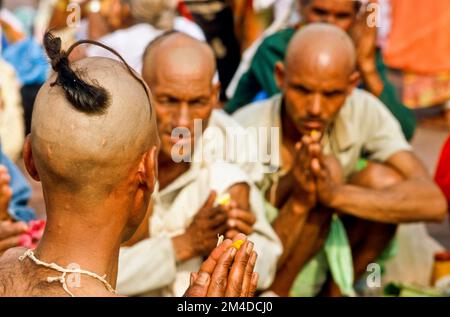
[117,32,282,297]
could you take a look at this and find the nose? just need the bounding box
[308,93,322,117]
[322,14,337,26]
[176,102,191,128]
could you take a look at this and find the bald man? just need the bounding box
[233,24,447,297]
[227,0,416,142]
[117,32,281,296]
[0,33,259,297]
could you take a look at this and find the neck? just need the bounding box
[34,191,130,291]
[158,152,190,190]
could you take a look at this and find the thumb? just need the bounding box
[184,272,211,297]
[202,191,217,210]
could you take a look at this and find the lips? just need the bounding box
[302,121,324,130]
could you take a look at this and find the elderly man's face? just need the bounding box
[144,64,218,162]
[277,60,355,136]
[302,0,357,32]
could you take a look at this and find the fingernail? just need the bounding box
[252,272,259,283]
[230,247,237,258]
[197,272,209,286]
[190,273,194,286]
[250,252,257,265]
[228,219,236,227]
[246,242,254,255]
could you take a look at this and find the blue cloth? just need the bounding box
[0,149,35,222]
[1,33,8,51]
[3,37,48,85]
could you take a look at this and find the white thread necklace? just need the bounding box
[19,249,117,297]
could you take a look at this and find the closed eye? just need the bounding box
[323,90,344,98]
[293,84,312,94]
[312,7,328,16]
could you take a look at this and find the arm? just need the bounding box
[271,138,319,269]
[326,151,447,224]
[241,183,283,289]
[272,194,312,269]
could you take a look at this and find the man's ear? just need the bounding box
[274,62,285,90]
[211,81,221,108]
[138,146,158,194]
[347,70,361,93]
[23,135,40,182]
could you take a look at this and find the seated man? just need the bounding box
[226,0,416,141]
[117,32,281,296]
[233,24,447,296]
[0,32,258,296]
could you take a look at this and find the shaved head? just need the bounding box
[31,57,157,196]
[276,23,359,136]
[141,32,219,162]
[285,23,356,78]
[143,32,216,85]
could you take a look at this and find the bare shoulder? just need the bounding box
[0,247,28,296]
[0,248,66,296]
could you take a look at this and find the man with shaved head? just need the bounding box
[227,0,416,142]
[0,33,259,297]
[116,32,281,296]
[233,24,447,296]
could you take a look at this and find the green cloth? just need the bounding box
[324,214,356,297]
[289,215,398,297]
[263,192,398,297]
[225,27,416,141]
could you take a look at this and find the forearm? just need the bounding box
[361,66,384,97]
[265,171,294,208]
[272,195,312,268]
[271,204,332,296]
[331,180,447,224]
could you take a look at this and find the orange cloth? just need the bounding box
[384,0,450,74]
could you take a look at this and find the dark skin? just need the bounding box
[127,34,257,262]
[184,233,259,297]
[267,25,447,296]
[300,0,384,96]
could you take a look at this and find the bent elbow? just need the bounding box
[430,192,448,223]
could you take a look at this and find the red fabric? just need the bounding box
[435,134,450,209]
[177,1,194,21]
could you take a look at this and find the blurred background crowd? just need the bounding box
[0,0,449,296]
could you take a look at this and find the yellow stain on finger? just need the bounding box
[310,130,319,138]
[231,239,244,250]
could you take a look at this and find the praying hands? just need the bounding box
[184,234,258,297]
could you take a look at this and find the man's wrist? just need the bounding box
[326,185,347,210]
[290,190,315,213]
[359,63,384,96]
[172,233,195,262]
